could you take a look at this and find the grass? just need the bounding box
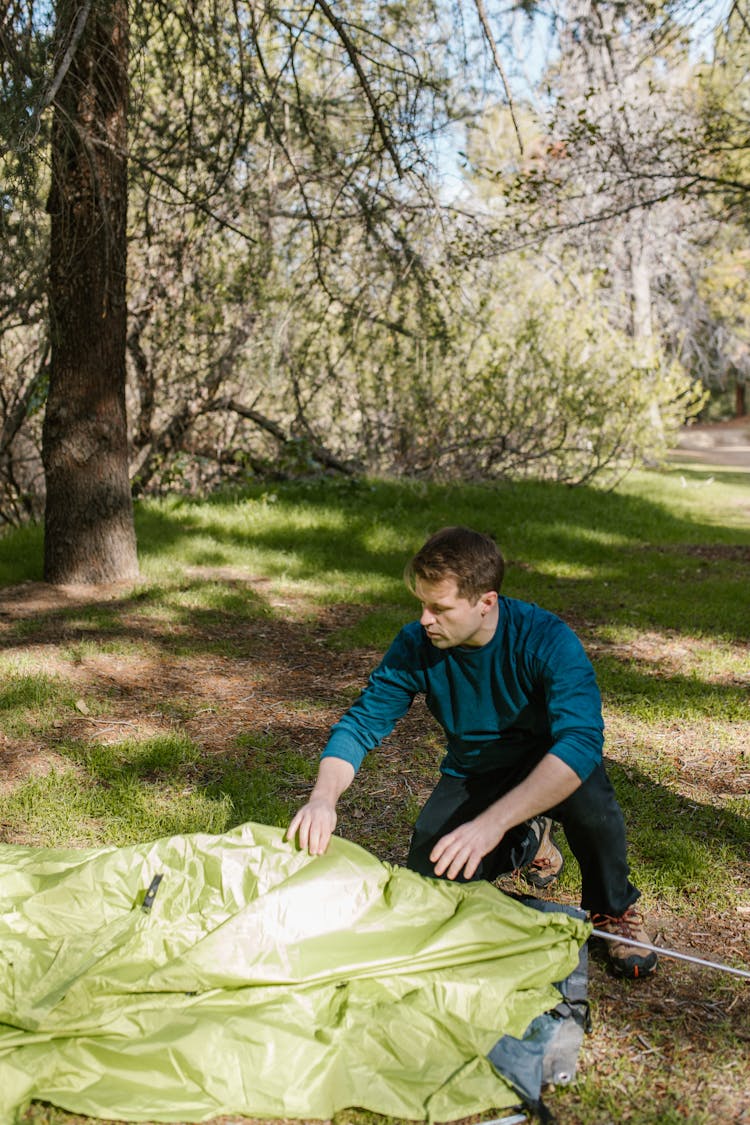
[0,667,86,736]
[0,462,748,1124]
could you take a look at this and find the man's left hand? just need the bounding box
[430,812,505,880]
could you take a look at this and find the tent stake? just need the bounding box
[590,929,750,979]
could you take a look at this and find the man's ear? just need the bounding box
[479,590,498,613]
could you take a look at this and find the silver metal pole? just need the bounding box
[475,1116,528,1125]
[591,929,750,980]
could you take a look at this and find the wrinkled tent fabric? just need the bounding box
[488,899,591,1114]
[0,823,590,1124]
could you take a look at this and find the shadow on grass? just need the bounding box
[2,719,747,1122]
[3,725,746,904]
[603,759,749,900]
[1,583,746,744]
[593,655,749,722]
[1,474,746,1125]
[0,476,747,858]
[135,475,749,639]
[2,475,748,635]
[555,971,749,1125]
[0,576,278,660]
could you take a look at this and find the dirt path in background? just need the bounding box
[669,417,750,468]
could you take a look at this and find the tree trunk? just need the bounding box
[628,214,665,442]
[43,0,138,584]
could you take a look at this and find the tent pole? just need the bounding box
[590,929,750,979]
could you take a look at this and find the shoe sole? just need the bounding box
[521,843,565,889]
[607,951,658,979]
[521,860,564,890]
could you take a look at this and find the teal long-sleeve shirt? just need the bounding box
[321,596,604,781]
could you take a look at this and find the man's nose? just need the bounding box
[420,607,435,626]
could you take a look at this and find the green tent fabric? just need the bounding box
[0,823,590,1124]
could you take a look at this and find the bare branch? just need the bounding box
[314,0,404,176]
[211,397,357,475]
[473,0,524,158]
[42,0,93,109]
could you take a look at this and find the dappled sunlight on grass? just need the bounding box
[604,759,748,913]
[0,668,84,738]
[621,467,750,530]
[0,730,318,848]
[596,657,748,722]
[134,474,750,641]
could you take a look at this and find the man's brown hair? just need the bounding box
[404,526,505,603]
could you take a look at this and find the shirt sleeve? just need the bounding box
[321,626,424,773]
[529,617,604,781]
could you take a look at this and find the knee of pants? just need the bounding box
[558,789,627,839]
[406,831,477,883]
[406,830,436,877]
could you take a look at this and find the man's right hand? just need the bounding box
[286,798,338,855]
[286,755,355,855]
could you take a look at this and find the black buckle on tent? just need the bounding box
[141,873,164,913]
[553,997,593,1034]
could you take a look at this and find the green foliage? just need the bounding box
[122,0,455,496]
[697,5,750,225]
[463,4,750,418]
[434,263,705,482]
[687,236,750,395]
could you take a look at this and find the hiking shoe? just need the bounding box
[590,905,658,979]
[522,816,564,889]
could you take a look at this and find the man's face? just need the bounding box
[414,575,496,649]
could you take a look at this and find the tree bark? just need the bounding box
[43,0,138,584]
[628,213,665,442]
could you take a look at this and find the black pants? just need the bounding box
[406,761,639,916]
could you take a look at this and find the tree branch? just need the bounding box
[473,0,524,158]
[0,343,49,454]
[314,0,404,176]
[43,0,93,109]
[211,397,357,474]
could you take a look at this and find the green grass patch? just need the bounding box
[3,468,748,637]
[0,671,69,712]
[594,655,750,723]
[0,735,229,846]
[0,670,84,737]
[606,761,748,911]
[326,606,412,650]
[60,637,151,663]
[131,470,750,637]
[0,731,315,848]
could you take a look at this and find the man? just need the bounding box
[287,526,656,978]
